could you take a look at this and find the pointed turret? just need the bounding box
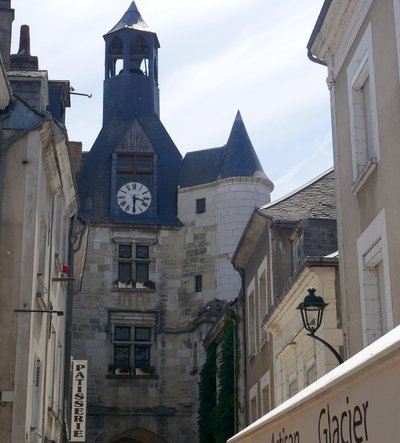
[220,111,270,181]
[106,1,154,35]
[179,111,274,192]
[103,1,160,123]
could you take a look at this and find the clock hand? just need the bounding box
[132,194,137,212]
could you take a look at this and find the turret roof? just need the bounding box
[106,1,153,35]
[179,111,273,189]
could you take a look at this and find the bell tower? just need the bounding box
[103,1,160,124]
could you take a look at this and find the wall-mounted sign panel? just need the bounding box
[229,327,400,443]
[71,360,88,442]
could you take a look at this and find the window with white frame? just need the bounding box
[31,358,42,429]
[249,383,258,423]
[288,373,298,398]
[247,285,256,357]
[260,371,271,415]
[109,312,156,375]
[258,265,268,344]
[357,210,393,346]
[347,23,379,185]
[305,359,317,387]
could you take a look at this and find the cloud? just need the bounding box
[10,0,332,198]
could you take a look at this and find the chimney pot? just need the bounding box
[17,24,31,56]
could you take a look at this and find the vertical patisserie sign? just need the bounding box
[71,360,88,442]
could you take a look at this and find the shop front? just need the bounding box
[229,326,400,443]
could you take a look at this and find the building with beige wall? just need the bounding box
[0,2,80,442]
[232,169,341,427]
[308,0,400,357]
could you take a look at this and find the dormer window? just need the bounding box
[291,227,304,272]
[116,153,153,189]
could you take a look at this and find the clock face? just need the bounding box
[117,182,152,215]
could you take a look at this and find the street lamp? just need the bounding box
[296,288,343,364]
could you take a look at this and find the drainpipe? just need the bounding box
[234,266,248,427]
[306,0,332,66]
[63,214,87,443]
[62,213,76,443]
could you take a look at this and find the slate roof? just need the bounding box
[179,111,272,188]
[78,112,182,226]
[261,168,336,220]
[106,1,156,37]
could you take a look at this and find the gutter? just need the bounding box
[306,0,332,66]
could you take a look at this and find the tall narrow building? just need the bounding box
[72,2,273,442]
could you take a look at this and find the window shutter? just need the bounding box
[31,359,42,428]
[377,261,388,334]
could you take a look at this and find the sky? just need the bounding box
[10,0,332,201]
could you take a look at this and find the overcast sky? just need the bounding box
[10,0,332,200]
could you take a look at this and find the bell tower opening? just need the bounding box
[129,36,149,76]
[102,2,160,122]
[108,36,124,78]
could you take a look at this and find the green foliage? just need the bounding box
[198,342,217,443]
[198,311,239,443]
[215,312,238,443]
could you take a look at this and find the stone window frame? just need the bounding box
[108,311,157,376]
[247,278,257,358]
[357,209,393,346]
[260,370,271,416]
[196,197,206,214]
[347,23,380,192]
[194,274,203,292]
[114,241,153,287]
[257,258,269,348]
[249,383,258,424]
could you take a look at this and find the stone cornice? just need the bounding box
[310,0,374,77]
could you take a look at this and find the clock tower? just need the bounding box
[73,3,273,443]
[78,2,181,226]
[103,1,160,124]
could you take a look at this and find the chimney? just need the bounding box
[10,25,38,70]
[0,0,14,69]
[69,142,83,175]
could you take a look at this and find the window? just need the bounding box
[262,384,270,415]
[247,284,256,356]
[112,325,152,373]
[305,361,316,386]
[357,209,393,346]
[116,153,153,189]
[260,371,271,415]
[249,384,258,423]
[258,260,268,344]
[347,24,379,187]
[117,244,150,284]
[196,198,206,214]
[31,359,42,428]
[288,374,298,398]
[195,275,202,292]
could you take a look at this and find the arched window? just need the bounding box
[108,37,123,78]
[129,35,149,76]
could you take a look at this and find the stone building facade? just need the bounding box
[71,3,273,443]
[308,0,400,357]
[0,2,79,442]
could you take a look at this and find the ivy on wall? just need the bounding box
[198,311,239,443]
[198,342,217,443]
